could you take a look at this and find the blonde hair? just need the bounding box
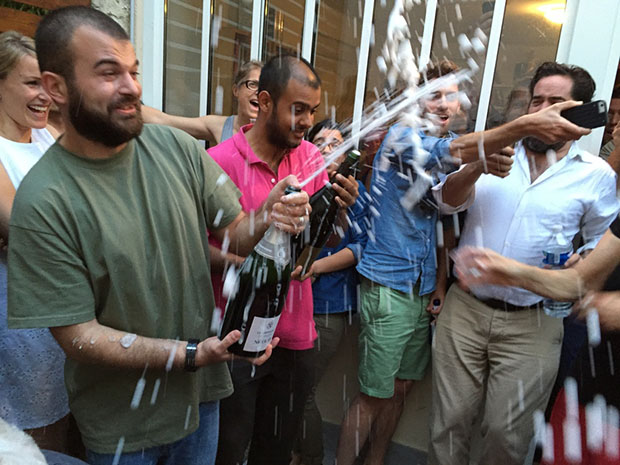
[0,31,36,81]
[233,60,263,86]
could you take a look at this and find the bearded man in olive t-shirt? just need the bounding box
[6,7,310,465]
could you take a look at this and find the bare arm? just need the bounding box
[440,162,483,208]
[449,100,590,162]
[440,149,514,207]
[309,248,356,276]
[141,106,224,145]
[209,243,245,274]
[454,229,620,300]
[50,318,276,370]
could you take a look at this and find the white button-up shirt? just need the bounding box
[435,141,619,305]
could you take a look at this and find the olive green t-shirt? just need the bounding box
[7,124,242,453]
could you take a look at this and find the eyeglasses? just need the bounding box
[240,80,259,91]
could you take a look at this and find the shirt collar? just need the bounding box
[233,124,264,165]
[233,124,295,168]
[564,141,594,163]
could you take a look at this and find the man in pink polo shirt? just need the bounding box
[210,55,358,465]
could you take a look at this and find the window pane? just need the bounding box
[364,0,426,110]
[164,0,204,117]
[313,0,362,123]
[208,0,253,117]
[261,0,305,60]
[430,0,493,133]
[486,0,565,128]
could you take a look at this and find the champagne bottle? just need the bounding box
[292,150,360,275]
[219,186,298,357]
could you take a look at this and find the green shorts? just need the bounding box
[358,278,431,398]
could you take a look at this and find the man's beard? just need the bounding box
[523,136,565,154]
[67,80,143,148]
[266,105,301,150]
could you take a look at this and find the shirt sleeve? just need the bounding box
[344,183,370,262]
[8,223,95,329]
[420,133,460,173]
[379,126,460,179]
[579,169,620,252]
[199,146,242,230]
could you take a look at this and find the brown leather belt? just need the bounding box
[479,297,542,312]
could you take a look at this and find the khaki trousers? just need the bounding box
[429,285,563,465]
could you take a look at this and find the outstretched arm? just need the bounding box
[454,229,620,300]
[142,105,224,144]
[51,319,277,370]
[449,100,590,163]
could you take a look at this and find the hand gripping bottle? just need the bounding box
[542,225,573,318]
[292,150,361,275]
[219,186,299,357]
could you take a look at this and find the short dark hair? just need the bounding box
[529,62,596,103]
[306,118,346,143]
[258,54,321,104]
[425,60,460,81]
[35,6,129,80]
[612,86,620,100]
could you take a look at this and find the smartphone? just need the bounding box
[560,100,608,129]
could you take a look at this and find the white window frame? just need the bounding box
[557,0,620,154]
[140,0,165,110]
[137,0,620,150]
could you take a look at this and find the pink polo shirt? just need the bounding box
[208,124,328,350]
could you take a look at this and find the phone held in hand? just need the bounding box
[560,100,608,129]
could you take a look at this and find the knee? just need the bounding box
[393,379,414,402]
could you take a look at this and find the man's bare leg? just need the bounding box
[365,379,414,465]
[335,393,387,465]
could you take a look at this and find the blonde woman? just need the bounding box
[0,31,69,453]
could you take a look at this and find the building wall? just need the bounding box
[92,0,131,34]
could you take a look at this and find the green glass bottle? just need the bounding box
[292,150,360,275]
[219,186,298,357]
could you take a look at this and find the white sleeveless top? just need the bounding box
[0,128,70,429]
[0,128,55,188]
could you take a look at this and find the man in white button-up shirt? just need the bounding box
[428,62,620,465]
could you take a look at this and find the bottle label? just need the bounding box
[242,314,282,352]
[542,250,571,267]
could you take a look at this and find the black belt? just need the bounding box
[478,297,542,312]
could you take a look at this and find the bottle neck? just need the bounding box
[255,224,290,266]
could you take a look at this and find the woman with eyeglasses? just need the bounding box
[142,60,262,145]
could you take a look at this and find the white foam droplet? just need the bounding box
[213,209,224,228]
[120,333,137,349]
[216,173,228,187]
[215,85,224,115]
[130,377,146,409]
[222,265,239,299]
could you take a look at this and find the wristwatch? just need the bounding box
[184,339,199,372]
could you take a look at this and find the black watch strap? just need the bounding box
[184,339,199,372]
